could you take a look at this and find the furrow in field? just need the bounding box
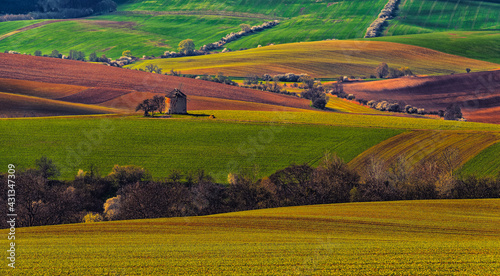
[348,130,500,173]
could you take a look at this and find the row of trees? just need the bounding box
[1,152,499,227]
[2,152,499,228]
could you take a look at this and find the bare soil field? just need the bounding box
[0,92,118,117]
[0,53,312,111]
[58,87,134,104]
[344,70,500,124]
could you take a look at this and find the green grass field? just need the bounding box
[1,199,499,275]
[0,15,262,59]
[459,141,500,177]
[0,114,402,181]
[386,0,500,36]
[1,0,498,61]
[0,0,389,58]
[1,109,499,181]
[371,31,500,64]
[0,20,45,40]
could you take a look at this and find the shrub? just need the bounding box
[239,24,251,32]
[50,49,61,58]
[83,212,103,223]
[34,50,42,56]
[122,50,132,57]
[179,39,195,55]
[444,104,462,120]
[376,63,389,78]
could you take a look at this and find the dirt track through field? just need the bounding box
[0,20,67,41]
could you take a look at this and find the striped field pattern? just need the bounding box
[348,130,500,176]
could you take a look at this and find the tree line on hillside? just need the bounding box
[0,0,117,21]
[1,152,499,228]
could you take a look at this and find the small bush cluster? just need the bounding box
[263,73,310,82]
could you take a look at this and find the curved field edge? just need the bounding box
[459,142,500,177]
[348,130,500,176]
[0,116,403,181]
[1,199,499,275]
[369,31,500,64]
[127,40,500,78]
[384,0,500,36]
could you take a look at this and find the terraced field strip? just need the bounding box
[348,130,500,172]
[128,40,500,78]
[1,199,499,275]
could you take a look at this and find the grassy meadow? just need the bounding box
[371,31,500,64]
[459,141,500,177]
[385,0,500,36]
[1,109,499,181]
[1,199,499,275]
[0,114,403,181]
[126,40,500,78]
[0,15,262,59]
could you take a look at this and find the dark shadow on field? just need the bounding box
[151,113,211,118]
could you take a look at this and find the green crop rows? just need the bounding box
[0,114,402,181]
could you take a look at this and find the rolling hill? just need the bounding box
[348,130,500,177]
[127,40,500,78]
[343,70,500,124]
[370,31,500,64]
[0,53,313,113]
[384,0,500,36]
[0,0,498,62]
[1,199,499,275]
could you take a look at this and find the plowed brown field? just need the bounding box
[344,70,500,124]
[0,53,312,111]
[58,87,133,104]
[0,92,118,117]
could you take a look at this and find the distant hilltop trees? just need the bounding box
[0,0,117,22]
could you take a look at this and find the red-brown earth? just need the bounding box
[343,70,500,124]
[0,53,312,112]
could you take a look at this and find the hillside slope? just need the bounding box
[343,70,500,124]
[1,199,499,275]
[127,40,500,78]
[0,53,312,111]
